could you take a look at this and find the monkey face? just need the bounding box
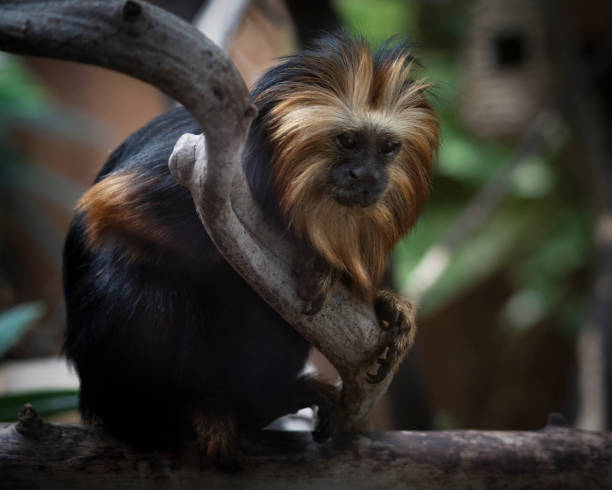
[328,129,399,208]
[251,34,439,297]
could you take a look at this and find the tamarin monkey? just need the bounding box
[62,34,439,458]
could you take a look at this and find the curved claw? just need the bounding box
[366,366,389,384]
[302,293,326,316]
[366,357,391,384]
[366,343,404,384]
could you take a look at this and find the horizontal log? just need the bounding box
[1,407,611,489]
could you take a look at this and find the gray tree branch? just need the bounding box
[0,0,389,429]
[2,406,611,489]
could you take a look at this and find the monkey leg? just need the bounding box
[366,290,416,384]
[294,251,339,315]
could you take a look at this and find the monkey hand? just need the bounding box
[366,290,416,384]
[294,252,338,315]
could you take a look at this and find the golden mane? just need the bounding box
[256,38,439,299]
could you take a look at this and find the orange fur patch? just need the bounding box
[258,40,439,299]
[76,172,186,259]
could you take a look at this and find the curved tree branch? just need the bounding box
[0,0,390,428]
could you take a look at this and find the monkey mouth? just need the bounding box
[330,186,383,208]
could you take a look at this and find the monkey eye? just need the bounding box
[335,133,358,151]
[380,140,400,157]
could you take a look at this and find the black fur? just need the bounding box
[63,75,320,446]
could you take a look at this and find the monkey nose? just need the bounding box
[347,166,378,185]
[348,168,362,180]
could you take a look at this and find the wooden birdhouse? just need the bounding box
[458,0,554,140]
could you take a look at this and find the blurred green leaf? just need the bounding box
[417,205,530,315]
[0,52,48,113]
[511,156,555,199]
[501,289,549,333]
[396,192,591,322]
[393,204,458,279]
[512,207,591,295]
[0,302,46,357]
[438,118,510,185]
[333,0,419,46]
[0,389,78,421]
[411,52,514,187]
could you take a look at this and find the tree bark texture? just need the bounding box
[1,408,611,489]
[0,0,394,430]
